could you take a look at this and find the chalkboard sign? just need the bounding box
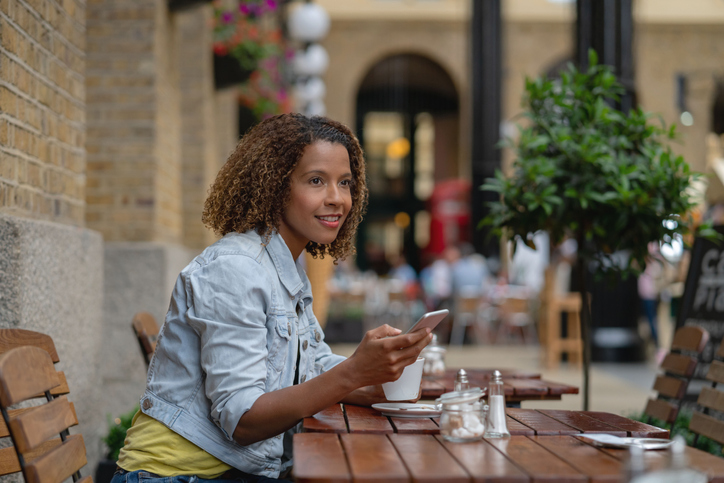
[677,225,724,333]
[675,225,724,383]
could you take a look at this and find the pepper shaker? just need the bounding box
[484,370,510,439]
[454,369,469,392]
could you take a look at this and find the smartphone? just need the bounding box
[404,309,449,334]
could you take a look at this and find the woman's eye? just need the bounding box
[310,177,323,185]
[340,179,351,187]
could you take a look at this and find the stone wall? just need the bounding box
[0,214,105,471]
[0,0,86,224]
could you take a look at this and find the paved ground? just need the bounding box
[328,342,659,417]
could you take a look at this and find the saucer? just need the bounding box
[371,402,441,418]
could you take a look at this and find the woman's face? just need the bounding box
[278,141,353,260]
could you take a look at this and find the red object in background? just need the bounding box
[425,179,471,257]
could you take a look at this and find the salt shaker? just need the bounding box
[484,370,510,439]
[454,369,469,392]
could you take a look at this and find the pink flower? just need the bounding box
[239,4,250,14]
[265,0,277,11]
[221,11,233,23]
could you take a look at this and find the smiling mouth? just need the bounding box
[316,215,343,228]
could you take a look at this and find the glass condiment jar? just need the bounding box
[436,387,487,443]
[421,333,446,377]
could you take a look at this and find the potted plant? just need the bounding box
[95,405,139,483]
[481,50,714,409]
[212,0,282,89]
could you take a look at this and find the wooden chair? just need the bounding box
[691,337,724,446]
[643,325,710,428]
[0,345,92,483]
[539,267,584,368]
[132,311,160,366]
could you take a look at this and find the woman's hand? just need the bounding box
[343,324,432,389]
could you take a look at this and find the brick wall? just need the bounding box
[86,0,182,243]
[177,6,218,250]
[0,0,86,226]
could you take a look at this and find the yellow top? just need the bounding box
[117,411,232,478]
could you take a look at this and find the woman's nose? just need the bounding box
[326,185,342,205]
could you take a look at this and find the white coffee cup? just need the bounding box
[382,357,425,401]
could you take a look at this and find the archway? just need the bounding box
[355,54,460,274]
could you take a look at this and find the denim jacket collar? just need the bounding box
[265,231,312,309]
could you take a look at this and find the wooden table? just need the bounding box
[421,368,579,402]
[294,406,724,482]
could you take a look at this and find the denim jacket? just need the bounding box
[140,230,346,478]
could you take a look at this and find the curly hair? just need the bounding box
[203,113,368,261]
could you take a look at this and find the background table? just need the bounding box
[295,407,724,482]
[421,368,579,402]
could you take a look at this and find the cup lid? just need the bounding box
[436,386,485,406]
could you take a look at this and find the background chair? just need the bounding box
[0,345,92,483]
[691,337,724,446]
[538,267,584,368]
[131,312,160,367]
[643,325,710,429]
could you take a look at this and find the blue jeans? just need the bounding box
[111,468,289,483]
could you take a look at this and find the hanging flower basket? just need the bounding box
[213,53,254,89]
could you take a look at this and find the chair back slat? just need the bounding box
[10,396,78,453]
[690,411,724,445]
[23,434,87,483]
[671,326,710,352]
[0,439,64,476]
[0,403,76,439]
[0,347,59,407]
[132,312,160,366]
[697,386,724,412]
[652,375,687,399]
[644,398,678,424]
[660,353,697,377]
[706,360,724,384]
[0,330,59,363]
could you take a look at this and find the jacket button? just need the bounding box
[142,399,152,410]
[315,331,321,342]
[303,340,308,350]
[287,323,291,333]
[300,375,306,383]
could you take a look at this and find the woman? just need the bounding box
[113,114,431,483]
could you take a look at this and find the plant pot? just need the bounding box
[95,458,117,483]
[214,54,254,89]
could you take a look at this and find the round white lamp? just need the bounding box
[292,44,329,77]
[287,3,330,43]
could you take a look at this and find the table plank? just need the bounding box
[339,434,409,483]
[421,378,447,398]
[486,436,587,482]
[682,446,724,483]
[530,435,623,483]
[539,410,627,436]
[343,404,394,434]
[505,379,549,397]
[293,433,351,483]
[581,411,669,438]
[506,414,536,436]
[540,380,579,396]
[304,404,348,433]
[390,417,440,434]
[507,408,580,435]
[388,433,471,483]
[436,435,529,482]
